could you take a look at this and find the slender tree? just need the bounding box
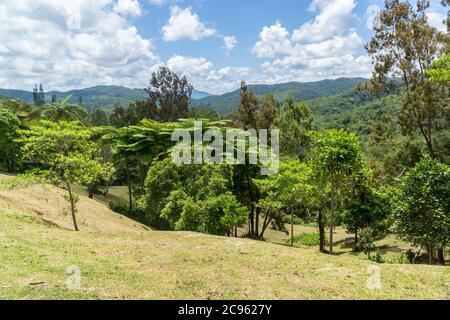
[18,121,115,231]
[366,0,449,159]
[311,130,363,254]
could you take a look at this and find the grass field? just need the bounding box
[0,176,449,300]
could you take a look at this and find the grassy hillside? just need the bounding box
[0,175,147,233]
[0,175,449,300]
[191,78,367,115]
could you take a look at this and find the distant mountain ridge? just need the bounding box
[0,86,211,110]
[0,78,367,113]
[191,77,367,115]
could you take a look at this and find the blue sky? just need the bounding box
[0,0,447,94]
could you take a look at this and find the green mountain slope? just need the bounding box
[0,86,210,110]
[191,77,367,115]
[308,89,401,136]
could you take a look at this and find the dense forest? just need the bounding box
[1,0,449,267]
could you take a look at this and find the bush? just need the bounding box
[355,228,378,259]
[288,232,327,246]
[109,201,171,230]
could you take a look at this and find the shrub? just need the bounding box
[109,201,171,230]
[355,228,377,257]
[288,232,327,246]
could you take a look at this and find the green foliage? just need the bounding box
[231,81,259,130]
[17,121,115,230]
[32,84,45,106]
[288,232,327,247]
[392,155,450,248]
[0,108,21,172]
[310,88,401,136]
[174,192,247,236]
[109,201,171,230]
[311,129,363,179]
[0,98,33,118]
[311,129,364,253]
[258,93,279,130]
[342,184,392,238]
[191,78,366,116]
[138,158,246,236]
[29,95,91,124]
[427,54,450,82]
[274,95,313,159]
[354,228,377,257]
[90,109,109,126]
[146,67,193,122]
[187,107,220,121]
[254,160,312,239]
[367,0,449,159]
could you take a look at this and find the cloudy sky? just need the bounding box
[0,0,447,94]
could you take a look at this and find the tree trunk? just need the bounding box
[125,158,133,211]
[260,215,273,239]
[318,209,325,253]
[88,186,94,199]
[10,145,16,173]
[354,228,358,248]
[438,247,445,265]
[138,161,147,194]
[290,210,294,247]
[249,206,255,238]
[255,207,260,238]
[246,172,255,238]
[66,182,79,232]
[427,243,434,265]
[329,177,336,255]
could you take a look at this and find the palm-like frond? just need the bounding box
[28,95,91,125]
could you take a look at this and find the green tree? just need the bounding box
[146,67,193,122]
[32,84,45,106]
[231,81,260,130]
[139,157,245,236]
[17,121,115,231]
[311,129,363,254]
[258,93,279,130]
[255,160,312,244]
[187,107,220,121]
[392,155,450,265]
[229,82,262,238]
[342,181,392,249]
[90,109,109,126]
[110,105,140,128]
[274,94,313,160]
[0,99,33,119]
[0,108,21,173]
[366,0,449,159]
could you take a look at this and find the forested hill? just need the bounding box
[191,77,367,115]
[308,88,401,137]
[0,78,365,113]
[0,86,210,110]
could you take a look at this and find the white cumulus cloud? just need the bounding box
[223,36,237,55]
[166,55,250,94]
[292,0,357,42]
[251,0,371,85]
[113,0,142,17]
[162,6,217,41]
[0,0,160,91]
